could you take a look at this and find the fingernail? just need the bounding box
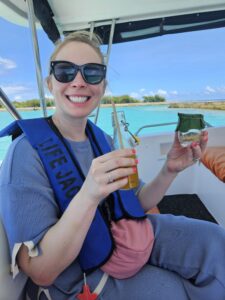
[135,159,139,164]
[133,167,137,173]
[192,142,199,147]
[132,149,136,154]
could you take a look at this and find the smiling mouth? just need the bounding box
[67,96,91,103]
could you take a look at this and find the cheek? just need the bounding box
[92,84,105,98]
[51,80,67,96]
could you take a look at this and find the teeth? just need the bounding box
[68,96,88,103]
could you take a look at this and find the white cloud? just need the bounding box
[14,95,22,101]
[130,92,140,99]
[1,85,30,95]
[147,91,155,96]
[1,84,37,101]
[171,90,178,95]
[204,85,225,96]
[205,86,216,94]
[156,89,168,96]
[129,88,151,99]
[130,89,179,100]
[217,86,225,93]
[0,56,17,70]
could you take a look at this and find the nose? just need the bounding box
[70,70,87,87]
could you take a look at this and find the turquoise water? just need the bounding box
[1,105,225,161]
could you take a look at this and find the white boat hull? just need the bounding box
[137,126,225,227]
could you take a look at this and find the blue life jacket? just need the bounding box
[0,117,146,273]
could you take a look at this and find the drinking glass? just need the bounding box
[176,113,205,147]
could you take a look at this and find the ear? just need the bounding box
[46,76,53,93]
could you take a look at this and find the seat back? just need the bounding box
[0,218,27,300]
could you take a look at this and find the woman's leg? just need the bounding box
[148,214,225,300]
[99,265,188,300]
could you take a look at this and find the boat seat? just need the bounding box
[148,206,160,214]
[201,146,225,183]
[0,217,27,300]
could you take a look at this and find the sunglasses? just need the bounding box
[50,61,107,84]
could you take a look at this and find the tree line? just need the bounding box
[0,95,166,108]
[101,95,166,104]
[0,99,55,108]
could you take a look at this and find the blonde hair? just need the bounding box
[49,31,105,72]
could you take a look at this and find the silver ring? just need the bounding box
[108,173,113,184]
[193,158,199,163]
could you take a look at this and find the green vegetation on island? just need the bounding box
[0,95,166,108]
[1,98,225,111]
[142,95,166,103]
[169,101,225,110]
[101,94,166,104]
[0,99,55,109]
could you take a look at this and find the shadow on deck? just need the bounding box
[158,194,217,224]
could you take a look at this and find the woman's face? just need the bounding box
[48,41,105,121]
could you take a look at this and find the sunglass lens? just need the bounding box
[54,63,76,83]
[83,64,105,84]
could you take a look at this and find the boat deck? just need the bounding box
[158,194,217,224]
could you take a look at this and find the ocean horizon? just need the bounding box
[1,104,225,161]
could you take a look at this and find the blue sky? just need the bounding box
[1,16,225,102]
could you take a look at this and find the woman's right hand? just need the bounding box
[80,148,138,205]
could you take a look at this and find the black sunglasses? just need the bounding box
[50,61,107,84]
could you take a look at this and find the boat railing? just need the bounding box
[0,87,22,120]
[135,121,213,136]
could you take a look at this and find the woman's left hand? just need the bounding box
[166,130,208,173]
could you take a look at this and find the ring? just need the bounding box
[193,158,199,163]
[108,173,113,184]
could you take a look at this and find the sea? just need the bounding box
[1,105,225,162]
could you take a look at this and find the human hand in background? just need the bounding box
[166,131,208,174]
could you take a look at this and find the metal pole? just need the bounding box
[94,19,116,124]
[89,22,95,40]
[105,19,116,66]
[26,0,47,117]
[0,87,22,120]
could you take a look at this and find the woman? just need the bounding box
[0,31,225,300]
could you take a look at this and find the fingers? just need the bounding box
[101,176,129,195]
[199,130,208,152]
[92,148,137,178]
[190,142,201,161]
[85,148,138,201]
[97,148,136,163]
[174,132,180,144]
[190,131,208,162]
[102,156,138,174]
[106,165,137,185]
[91,154,138,185]
[84,166,137,204]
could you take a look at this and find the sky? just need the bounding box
[1,16,225,102]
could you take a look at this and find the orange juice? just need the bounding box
[121,154,139,190]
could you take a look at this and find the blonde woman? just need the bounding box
[0,31,224,300]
